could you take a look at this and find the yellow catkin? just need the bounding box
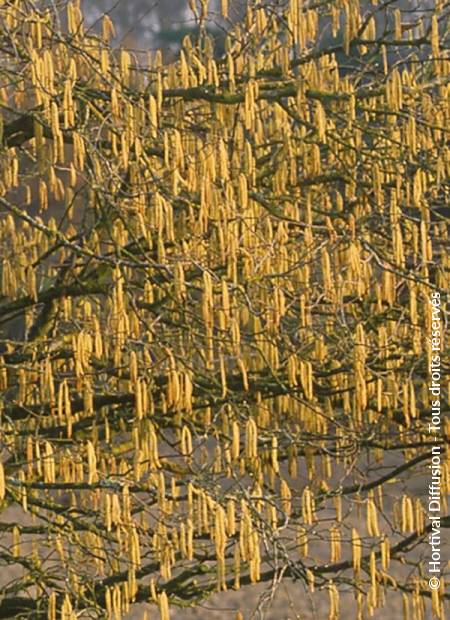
[431,15,439,59]
[403,593,410,620]
[102,14,116,43]
[352,528,362,575]
[296,525,308,557]
[215,504,227,590]
[0,462,5,500]
[226,498,236,536]
[149,579,157,603]
[233,543,241,589]
[158,591,170,620]
[330,525,341,562]
[245,418,257,462]
[48,591,57,620]
[394,9,402,40]
[221,0,228,19]
[231,421,240,461]
[181,425,192,459]
[220,353,227,397]
[306,568,315,592]
[380,535,390,570]
[280,478,291,515]
[39,179,48,210]
[105,494,112,532]
[86,440,97,484]
[43,442,55,483]
[302,486,314,525]
[12,525,20,557]
[18,471,27,512]
[329,581,339,620]
[334,496,342,523]
[186,518,194,560]
[367,497,380,537]
[129,351,138,385]
[431,585,441,618]
[237,357,249,391]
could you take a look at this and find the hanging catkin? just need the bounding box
[352,528,362,575]
[0,462,5,500]
[158,591,170,620]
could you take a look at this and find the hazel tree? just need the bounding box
[0,1,449,619]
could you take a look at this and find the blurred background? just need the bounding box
[81,0,248,59]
